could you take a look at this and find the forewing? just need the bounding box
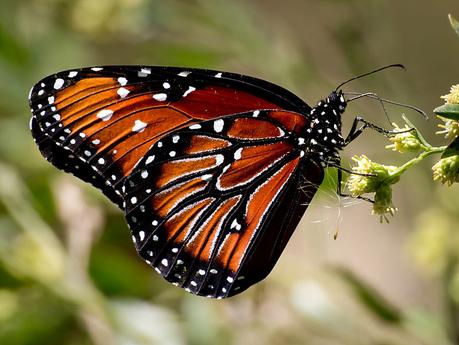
[123,109,323,298]
[28,66,310,207]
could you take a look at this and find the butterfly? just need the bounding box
[28,65,394,298]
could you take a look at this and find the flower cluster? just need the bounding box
[436,84,459,139]
[432,155,459,186]
[344,81,459,221]
[441,84,459,104]
[436,117,459,139]
[385,123,423,153]
[346,155,399,222]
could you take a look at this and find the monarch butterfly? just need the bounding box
[28,64,406,298]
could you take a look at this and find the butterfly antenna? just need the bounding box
[345,91,428,120]
[334,64,405,92]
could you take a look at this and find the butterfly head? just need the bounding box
[328,90,347,113]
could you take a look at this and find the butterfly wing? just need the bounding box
[29,66,311,207]
[123,109,324,298]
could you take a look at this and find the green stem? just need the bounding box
[387,146,447,181]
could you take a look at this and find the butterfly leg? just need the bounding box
[344,116,413,145]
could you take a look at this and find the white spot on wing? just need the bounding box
[201,174,213,181]
[54,78,64,89]
[145,155,155,164]
[153,93,167,101]
[139,231,145,241]
[215,154,224,165]
[132,120,147,133]
[213,119,224,133]
[138,68,151,77]
[97,109,114,121]
[183,86,196,97]
[48,96,55,104]
[234,148,243,160]
[215,72,222,78]
[230,219,241,231]
[189,124,201,130]
[118,77,127,86]
[91,67,103,72]
[117,87,130,98]
[163,82,170,89]
[178,71,191,77]
[68,71,78,78]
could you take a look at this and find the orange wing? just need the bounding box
[123,110,323,298]
[29,66,311,208]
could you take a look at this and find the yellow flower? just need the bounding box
[385,123,422,153]
[436,116,459,139]
[441,84,459,104]
[372,187,398,223]
[432,155,459,186]
[346,155,400,222]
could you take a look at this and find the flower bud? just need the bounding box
[432,155,459,186]
[372,186,398,223]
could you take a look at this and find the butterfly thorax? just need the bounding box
[302,90,346,164]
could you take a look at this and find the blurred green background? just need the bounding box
[1,0,459,344]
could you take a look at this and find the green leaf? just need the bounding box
[433,103,459,120]
[449,14,459,38]
[441,136,459,158]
